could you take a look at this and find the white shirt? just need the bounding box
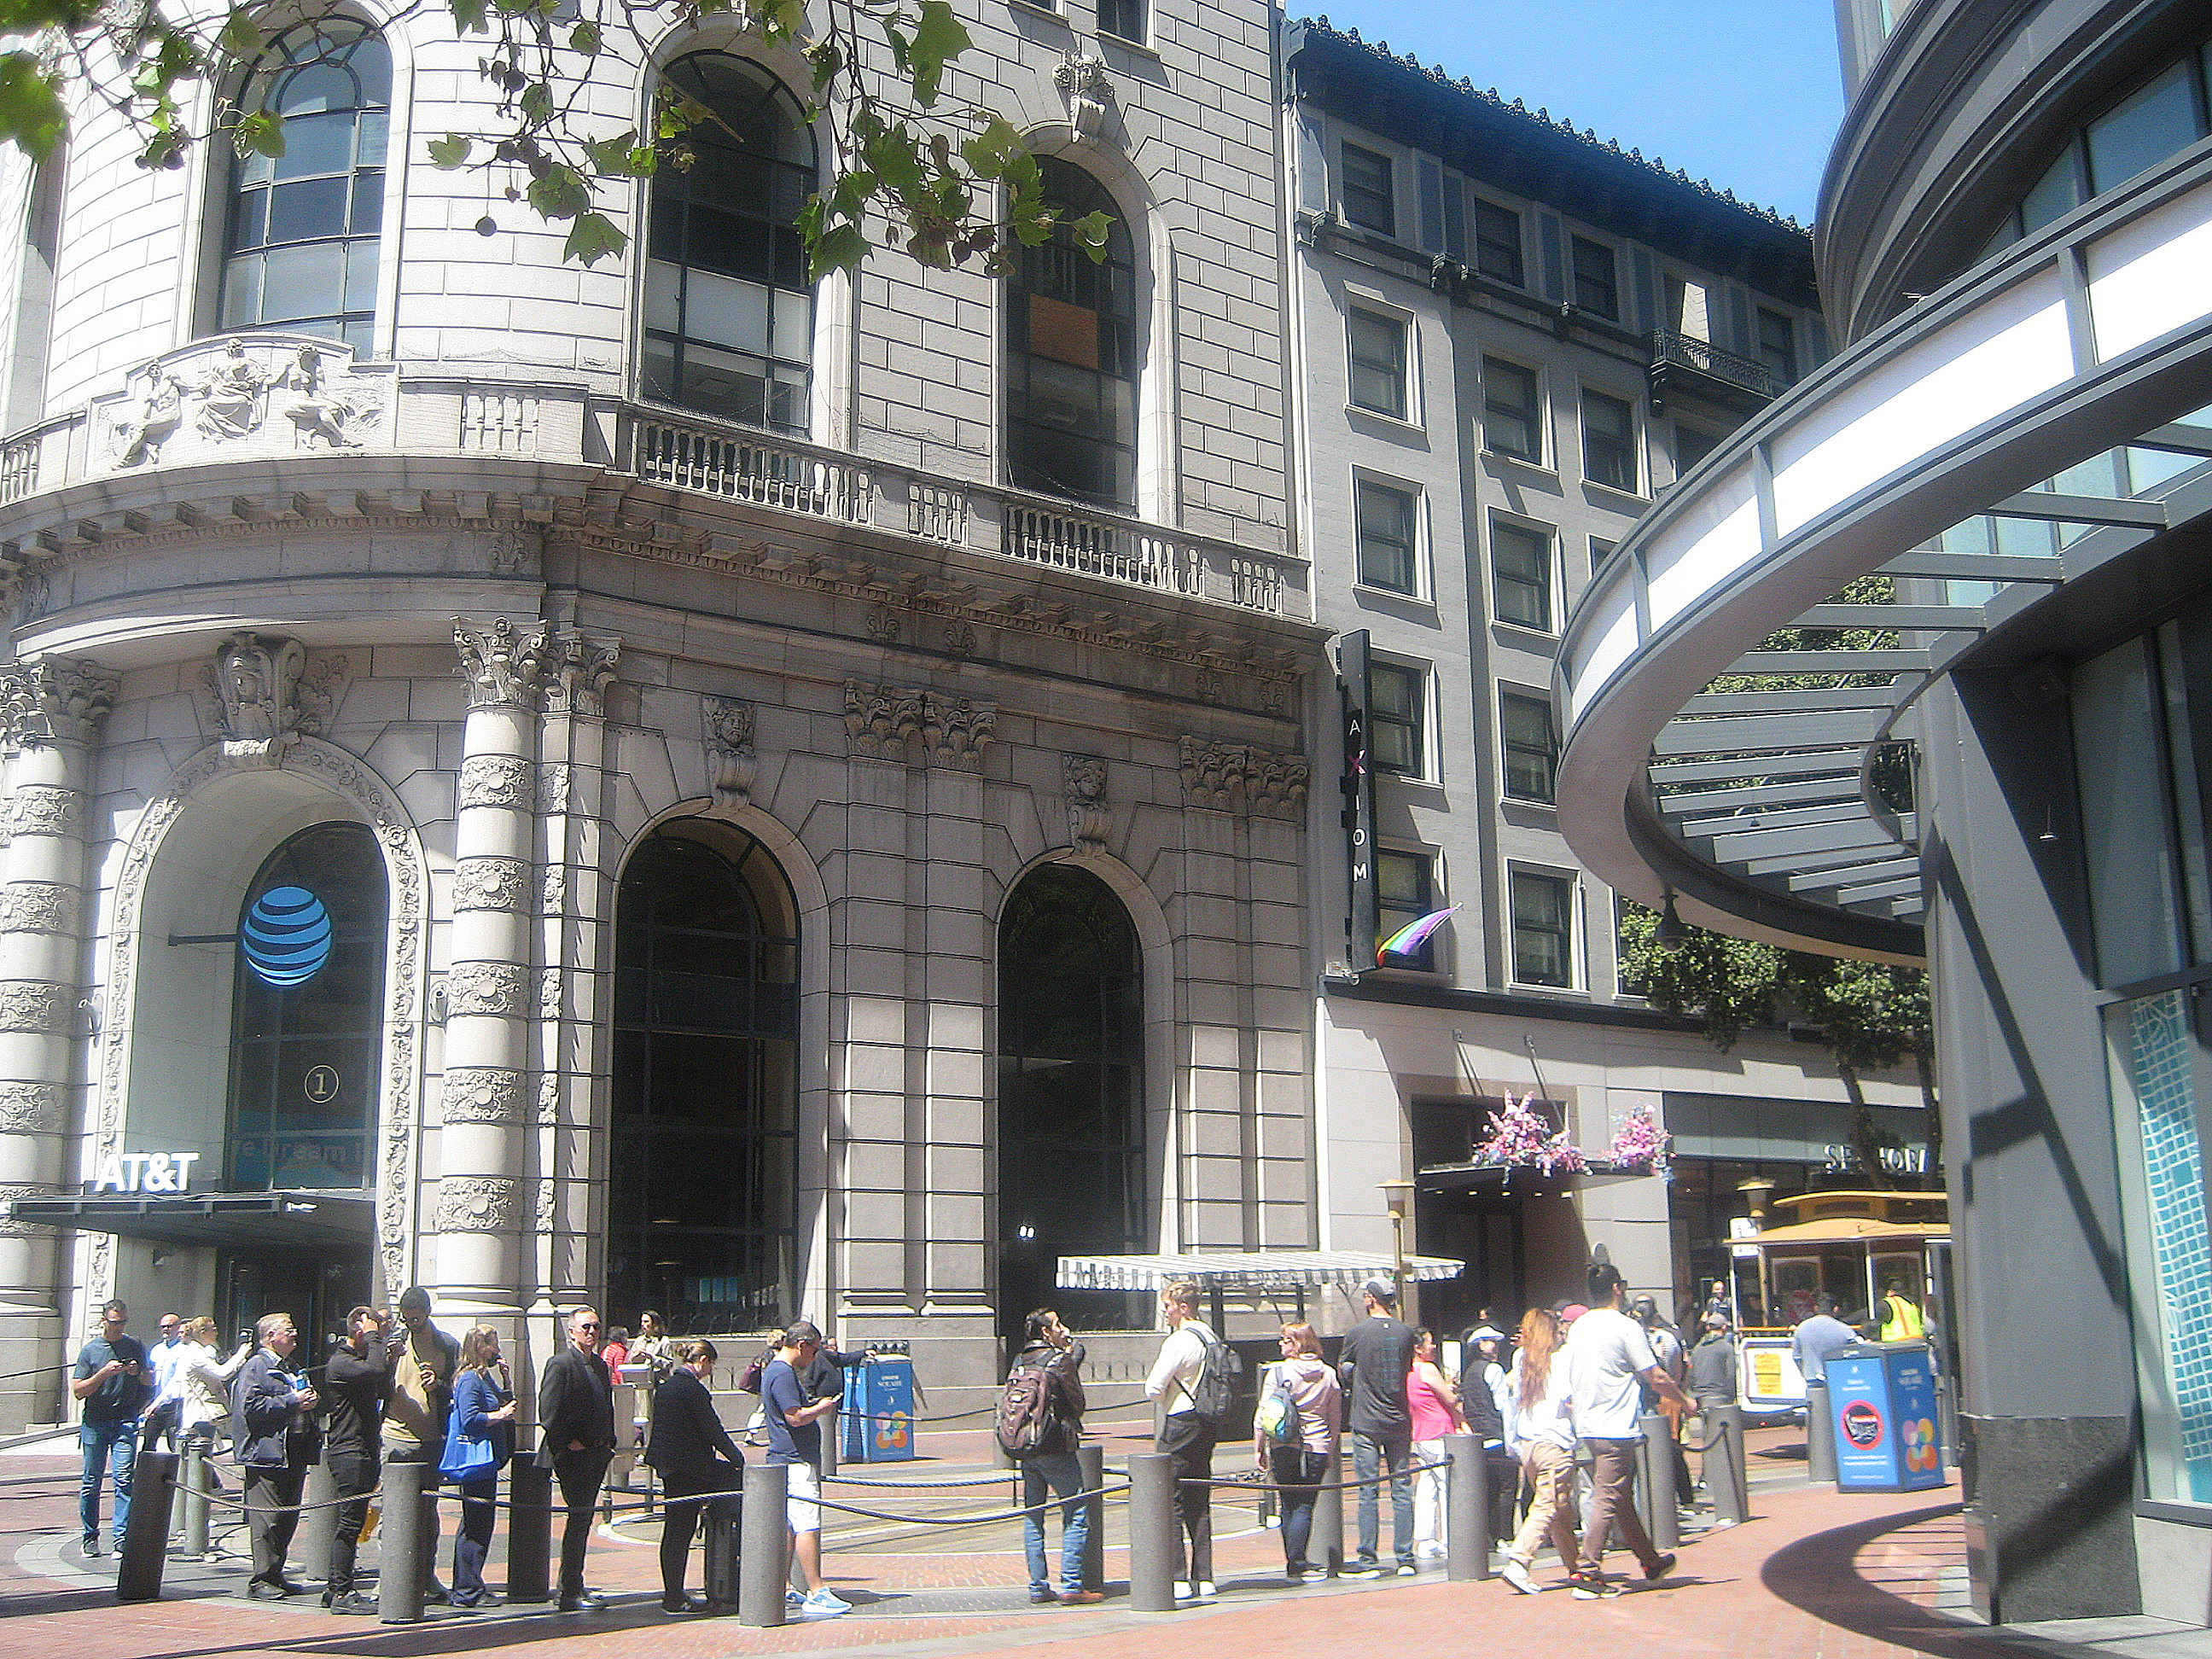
[1565,1307,1658,1440]
[1505,1349,1575,1452]
[1146,1320,1214,1417]
[149,1336,194,1410]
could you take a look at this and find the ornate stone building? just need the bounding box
[0,0,1314,1425]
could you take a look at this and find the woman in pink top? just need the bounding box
[1407,1328,1464,1559]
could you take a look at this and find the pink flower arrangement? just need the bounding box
[1473,1091,1588,1176]
[1604,1105,1672,1173]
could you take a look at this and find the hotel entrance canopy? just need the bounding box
[1057,1249,1464,1292]
[1553,143,2212,958]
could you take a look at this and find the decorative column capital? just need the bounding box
[1,657,117,749]
[453,618,553,710]
[546,633,620,718]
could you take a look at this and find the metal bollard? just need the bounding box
[118,1450,176,1602]
[506,1459,552,1602]
[1936,1370,1959,1471]
[299,1459,336,1587]
[1313,1444,1344,1575]
[1444,1433,1489,1582]
[819,1409,838,1480]
[1126,1452,1179,1612]
[1705,1406,1749,1526]
[378,1459,426,1624]
[1637,1413,1679,1551]
[1078,1443,1105,1593]
[1805,1378,1837,1484]
[180,1441,210,1558]
[737,1461,788,1627]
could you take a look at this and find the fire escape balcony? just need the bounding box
[1646,329,1782,416]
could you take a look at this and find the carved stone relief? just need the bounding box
[1,657,117,748]
[1065,755,1109,855]
[435,1175,522,1232]
[844,681,995,768]
[441,1067,527,1125]
[0,1082,66,1133]
[445,963,530,1018]
[457,755,535,811]
[0,981,73,1033]
[0,1182,52,1235]
[453,618,551,710]
[705,698,757,810]
[924,695,997,770]
[8,787,79,838]
[96,336,394,473]
[546,633,620,717]
[1179,736,1311,820]
[453,856,532,912]
[200,633,345,765]
[0,882,78,935]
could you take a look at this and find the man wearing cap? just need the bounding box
[1564,1262,1689,1597]
[1338,1278,1418,1578]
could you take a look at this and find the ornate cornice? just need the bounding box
[1179,737,1311,820]
[844,681,997,768]
[453,618,554,710]
[546,632,620,717]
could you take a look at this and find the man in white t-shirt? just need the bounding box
[1564,1263,1689,1598]
[1144,1279,1218,1598]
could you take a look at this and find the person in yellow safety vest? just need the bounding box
[1878,1282,1925,1342]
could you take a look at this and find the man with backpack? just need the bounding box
[1145,1279,1227,1599]
[1001,1309,1100,1605]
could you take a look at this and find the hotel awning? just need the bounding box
[2,1190,374,1251]
[1057,1249,1463,1292]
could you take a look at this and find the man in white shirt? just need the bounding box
[1143,1279,1217,1598]
[1565,1263,1689,1598]
[144,1313,190,1452]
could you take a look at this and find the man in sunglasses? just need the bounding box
[539,1306,617,1612]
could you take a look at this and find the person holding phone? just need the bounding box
[70,1300,149,1557]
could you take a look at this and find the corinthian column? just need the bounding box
[0,658,114,1432]
[439,620,550,1325]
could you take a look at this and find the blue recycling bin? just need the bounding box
[839,1357,917,1462]
[1827,1342,1945,1492]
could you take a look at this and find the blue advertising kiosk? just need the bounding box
[840,1354,918,1463]
[1828,1342,1945,1492]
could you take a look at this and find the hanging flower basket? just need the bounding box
[1601,1105,1672,1174]
[1471,1091,1588,1179]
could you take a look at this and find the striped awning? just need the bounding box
[1057,1249,1464,1291]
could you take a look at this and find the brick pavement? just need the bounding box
[0,1436,2062,1659]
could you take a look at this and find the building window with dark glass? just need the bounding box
[1482,357,1541,463]
[1511,869,1575,987]
[1376,848,1439,969]
[1472,198,1522,287]
[1097,0,1146,44]
[1499,690,1557,802]
[1755,308,1799,386]
[218,20,390,354]
[1491,518,1553,630]
[1348,306,1409,419]
[1355,478,1419,594]
[1006,157,1139,507]
[1570,234,1618,319]
[1582,387,1637,492]
[643,54,816,434]
[1369,659,1426,777]
[1341,143,1396,236]
[227,823,387,1192]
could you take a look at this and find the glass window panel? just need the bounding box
[1501,690,1557,801]
[1472,199,1522,286]
[1376,848,1437,968]
[1348,309,1407,418]
[231,187,268,251]
[1370,661,1424,775]
[218,256,264,328]
[684,267,774,355]
[1492,519,1552,629]
[258,242,343,321]
[772,287,810,356]
[1511,871,1574,987]
[2085,61,2201,195]
[2020,148,2083,236]
[349,171,383,236]
[272,112,358,180]
[1583,388,1637,491]
[1356,479,1417,593]
[1483,358,1540,462]
[1571,235,1618,318]
[266,175,349,244]
[356,109,388,165]
[1342,143,1395,235]
[644,260,682,331]
[2074,636,2186,986]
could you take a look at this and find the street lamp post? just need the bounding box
[1380,1178,1416,1323]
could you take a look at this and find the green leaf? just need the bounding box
[905,0,969,106]
[216,9,262,59]
[449,0,489,32]
[562,211,627,265]
[427,133,474,169]
[1074,209,1111,258]
[807,221,870,282]
[0,55,65,160]
[233,110,285,158]
[525,164,590,220]
[567,20,600,54]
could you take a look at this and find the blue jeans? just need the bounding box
[1353,1429,1414,1568]
[1272,1445,1327,1573]
[1020,1450,1091,1595]
[79,1419,138,1545]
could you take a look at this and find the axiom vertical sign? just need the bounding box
[1338,631,1377,970]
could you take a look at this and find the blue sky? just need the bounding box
[1298,0,1848,225]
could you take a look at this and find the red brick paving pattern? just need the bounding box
[0,1447,2051,1659]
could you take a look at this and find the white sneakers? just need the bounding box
[795,1588,850,1618]
[1500,1559,1538,1595]
[1172,1580,1217,1599]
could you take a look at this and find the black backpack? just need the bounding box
[1188,1330,1243,1429]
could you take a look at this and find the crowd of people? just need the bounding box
[65,1266,1904,1616]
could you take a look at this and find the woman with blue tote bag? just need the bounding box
[443,1326,518,1610]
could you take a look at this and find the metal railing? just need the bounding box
[1649,331,1782,400]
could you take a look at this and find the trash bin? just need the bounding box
[1827,1341,1945,1492]
[839,1355,917,1462]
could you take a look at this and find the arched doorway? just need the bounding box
[608,819,799,1334]
[997,864,1150,1343]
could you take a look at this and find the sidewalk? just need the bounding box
[0,1434,2197,1659]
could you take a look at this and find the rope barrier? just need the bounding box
[1191,1455,1453,1493]
[832,1393,1153,1427]
[806,1484,1131,1528]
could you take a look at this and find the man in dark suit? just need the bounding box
[644,1339,746,1613]
[538,1306,617,1612]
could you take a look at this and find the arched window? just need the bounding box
[610,823,799,1334]
[643,53,815,434]
[1005,157,1138,508]
[226,822,387,1190]
[217,18,390,353]
[998,864,1148,1339]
